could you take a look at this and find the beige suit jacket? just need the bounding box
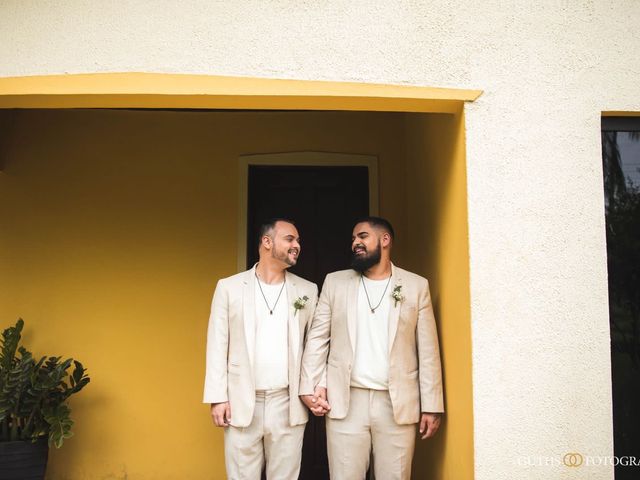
[300,264,444,425]
[203,265,318,427]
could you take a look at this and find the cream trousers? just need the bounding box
[223,388,305,480]
[326,387,416,480]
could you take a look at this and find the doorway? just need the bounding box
[244,158,375,479]
[246,165,369,286]
[238,151,379,276]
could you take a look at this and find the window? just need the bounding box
[602,116,640,480]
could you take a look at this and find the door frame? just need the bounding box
[237,151,378,272]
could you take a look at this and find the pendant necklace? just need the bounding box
[361,274,392,314]
[255,270,286,315]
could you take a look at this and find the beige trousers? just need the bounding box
[223,388,305,480]
[326,387,416,480]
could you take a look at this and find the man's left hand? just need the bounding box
[419,412,442,440]
[300,386,330,416]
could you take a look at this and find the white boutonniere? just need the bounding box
[391,285,404,307]
[293,296,309,316]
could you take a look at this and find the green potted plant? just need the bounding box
[0,319,90,480]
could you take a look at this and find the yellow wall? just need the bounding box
[0,108,472,479]
[405,110,474,480]
[0,108,414,479]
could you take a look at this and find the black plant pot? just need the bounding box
[0,437,49,480]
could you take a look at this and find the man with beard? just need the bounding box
[204,218,318,480]
[300,216,444,480]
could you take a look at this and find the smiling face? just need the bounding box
[350,221,387,272]
[264,220,301,268]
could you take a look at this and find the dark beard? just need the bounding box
[272,246,297,267]
[350,242,381,273]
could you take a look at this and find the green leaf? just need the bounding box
[44,404,74,449]
[1,319,24,373]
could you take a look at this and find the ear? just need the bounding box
[261,235,272,250]
[381,232,392,248]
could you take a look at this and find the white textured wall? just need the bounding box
[2,1,639,478]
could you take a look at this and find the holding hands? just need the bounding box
[300,386,331,416]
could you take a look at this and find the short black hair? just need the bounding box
[354,216,395,240]
[257,218,296,247]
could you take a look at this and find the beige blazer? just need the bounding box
[300,264,444,425]
[203,265,318,427]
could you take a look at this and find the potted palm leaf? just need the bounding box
[0,319,90,480]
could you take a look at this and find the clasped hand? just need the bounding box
[300,387,330,416]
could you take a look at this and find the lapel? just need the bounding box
[242,265,257,370]
[346,270,360,359]
[387,263,401,355]
[285,273,300,362]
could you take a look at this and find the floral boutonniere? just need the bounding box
[391,285,404,307]
[293,296,309,316]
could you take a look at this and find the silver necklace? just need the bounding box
[255,271,286,315]
[360,274,392,313]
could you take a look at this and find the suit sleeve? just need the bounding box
[203,279,230,404]
[299,276,332,395]
[417,279,445,413]
[310,283,320,317]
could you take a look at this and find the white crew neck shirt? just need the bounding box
[254,280,289,391]
[350,276,391,390]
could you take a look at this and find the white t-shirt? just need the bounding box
[350,276,391,390]
[254,281,289,390]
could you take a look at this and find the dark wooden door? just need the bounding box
[247,165,370,480]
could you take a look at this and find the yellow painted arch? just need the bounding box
[0,72,481,112]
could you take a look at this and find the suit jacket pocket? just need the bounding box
[391,371,421,424]
[326,361,349,419]
[228,363,243,375]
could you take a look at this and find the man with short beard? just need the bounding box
[203,218,318,479]
[300,216,444,480]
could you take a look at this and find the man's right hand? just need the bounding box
[211,402,231,427]
[300,387,330,416]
